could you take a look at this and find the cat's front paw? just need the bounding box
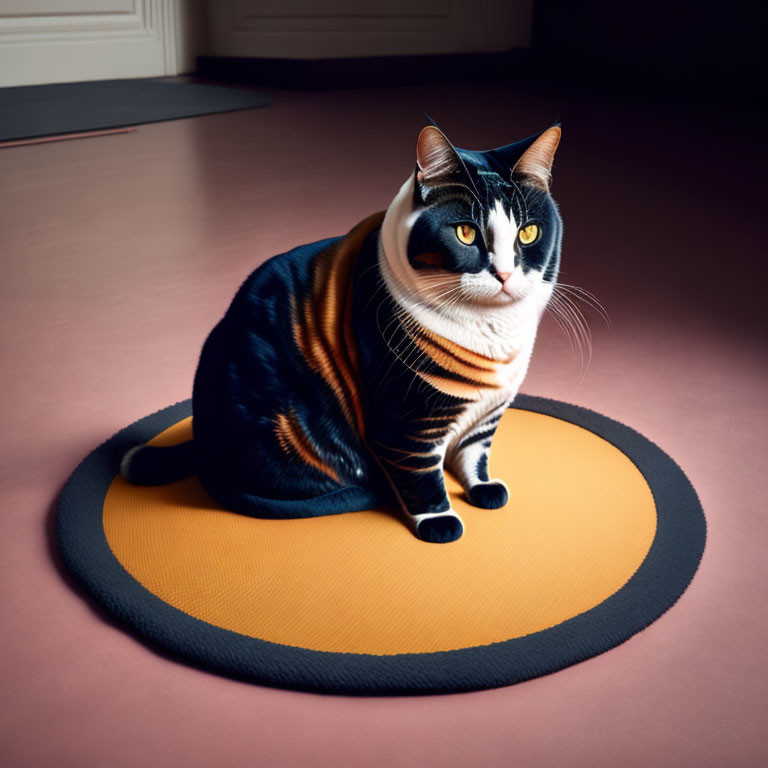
[414,511,464,543]
[468,480,509,509]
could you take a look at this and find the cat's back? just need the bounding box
[225,235,343,326]
[192,228,380,501]
[194,234,345,421]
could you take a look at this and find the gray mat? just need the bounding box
[0,79,271,142]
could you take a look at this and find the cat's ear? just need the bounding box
[512,125,561,188]
[415,126,467,187]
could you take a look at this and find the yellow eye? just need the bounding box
[518,224,539,245]
[456,224,476,245]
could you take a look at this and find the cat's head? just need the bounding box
[381,124,562,311]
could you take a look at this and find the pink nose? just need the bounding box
[497,271,512,283]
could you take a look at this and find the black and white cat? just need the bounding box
[122,124,563,543]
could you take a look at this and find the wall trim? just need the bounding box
[196,49,533,90]
[206,0,532,60]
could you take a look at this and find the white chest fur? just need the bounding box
[379,177,550,364]
[378,175,552,452]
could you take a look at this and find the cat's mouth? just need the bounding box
[501,279,527,301]
[484,270,515,300]
[488,267,523,301]
[488,264,512,300]
[456,268,533,306]
[496,269,530,302]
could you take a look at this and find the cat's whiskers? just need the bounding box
[546,290,593,376]
[543,296,572,341]
[554,293,592,367]
[395,284,465,318]
[555,282,610,326]
[375,299,437,399]
[375,300,409,386]
[377,291,467,403]
[362,271,389,311]
[378,275,504,405]
[372,285,408,396]
[412,274,465,305]
[397,285,496,408]
[549,279,610,379]
[546,295,580,360]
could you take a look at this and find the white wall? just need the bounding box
[206,0,533,59]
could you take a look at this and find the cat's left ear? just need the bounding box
[513,125,562,188]
[415,126,469,189]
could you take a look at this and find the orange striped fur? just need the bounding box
[402,322,515,402]
[291,212,384,434]
[274,411,340,483]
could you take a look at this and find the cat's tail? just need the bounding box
[120,442,195,485]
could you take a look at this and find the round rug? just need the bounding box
[57,395,705,694]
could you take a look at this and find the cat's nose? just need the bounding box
[497,271,512,283]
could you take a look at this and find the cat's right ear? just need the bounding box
[415,126,467,195]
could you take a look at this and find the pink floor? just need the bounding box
[1,83,766,767]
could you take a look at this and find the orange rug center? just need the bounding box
[103,409,656,655]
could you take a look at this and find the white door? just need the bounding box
[0,0,190,87]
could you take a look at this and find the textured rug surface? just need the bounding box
[57,395,705,694]
[0,79,271,142]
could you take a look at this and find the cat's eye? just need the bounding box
[455,224,476,245]
[518,224,539,245]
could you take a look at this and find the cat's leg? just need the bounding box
[446,404,509,510]
[369,433,463,543]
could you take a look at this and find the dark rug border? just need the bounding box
[56,395,706,695]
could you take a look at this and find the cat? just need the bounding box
[121,123,563,543]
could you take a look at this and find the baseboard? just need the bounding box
[196,49,533,91]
